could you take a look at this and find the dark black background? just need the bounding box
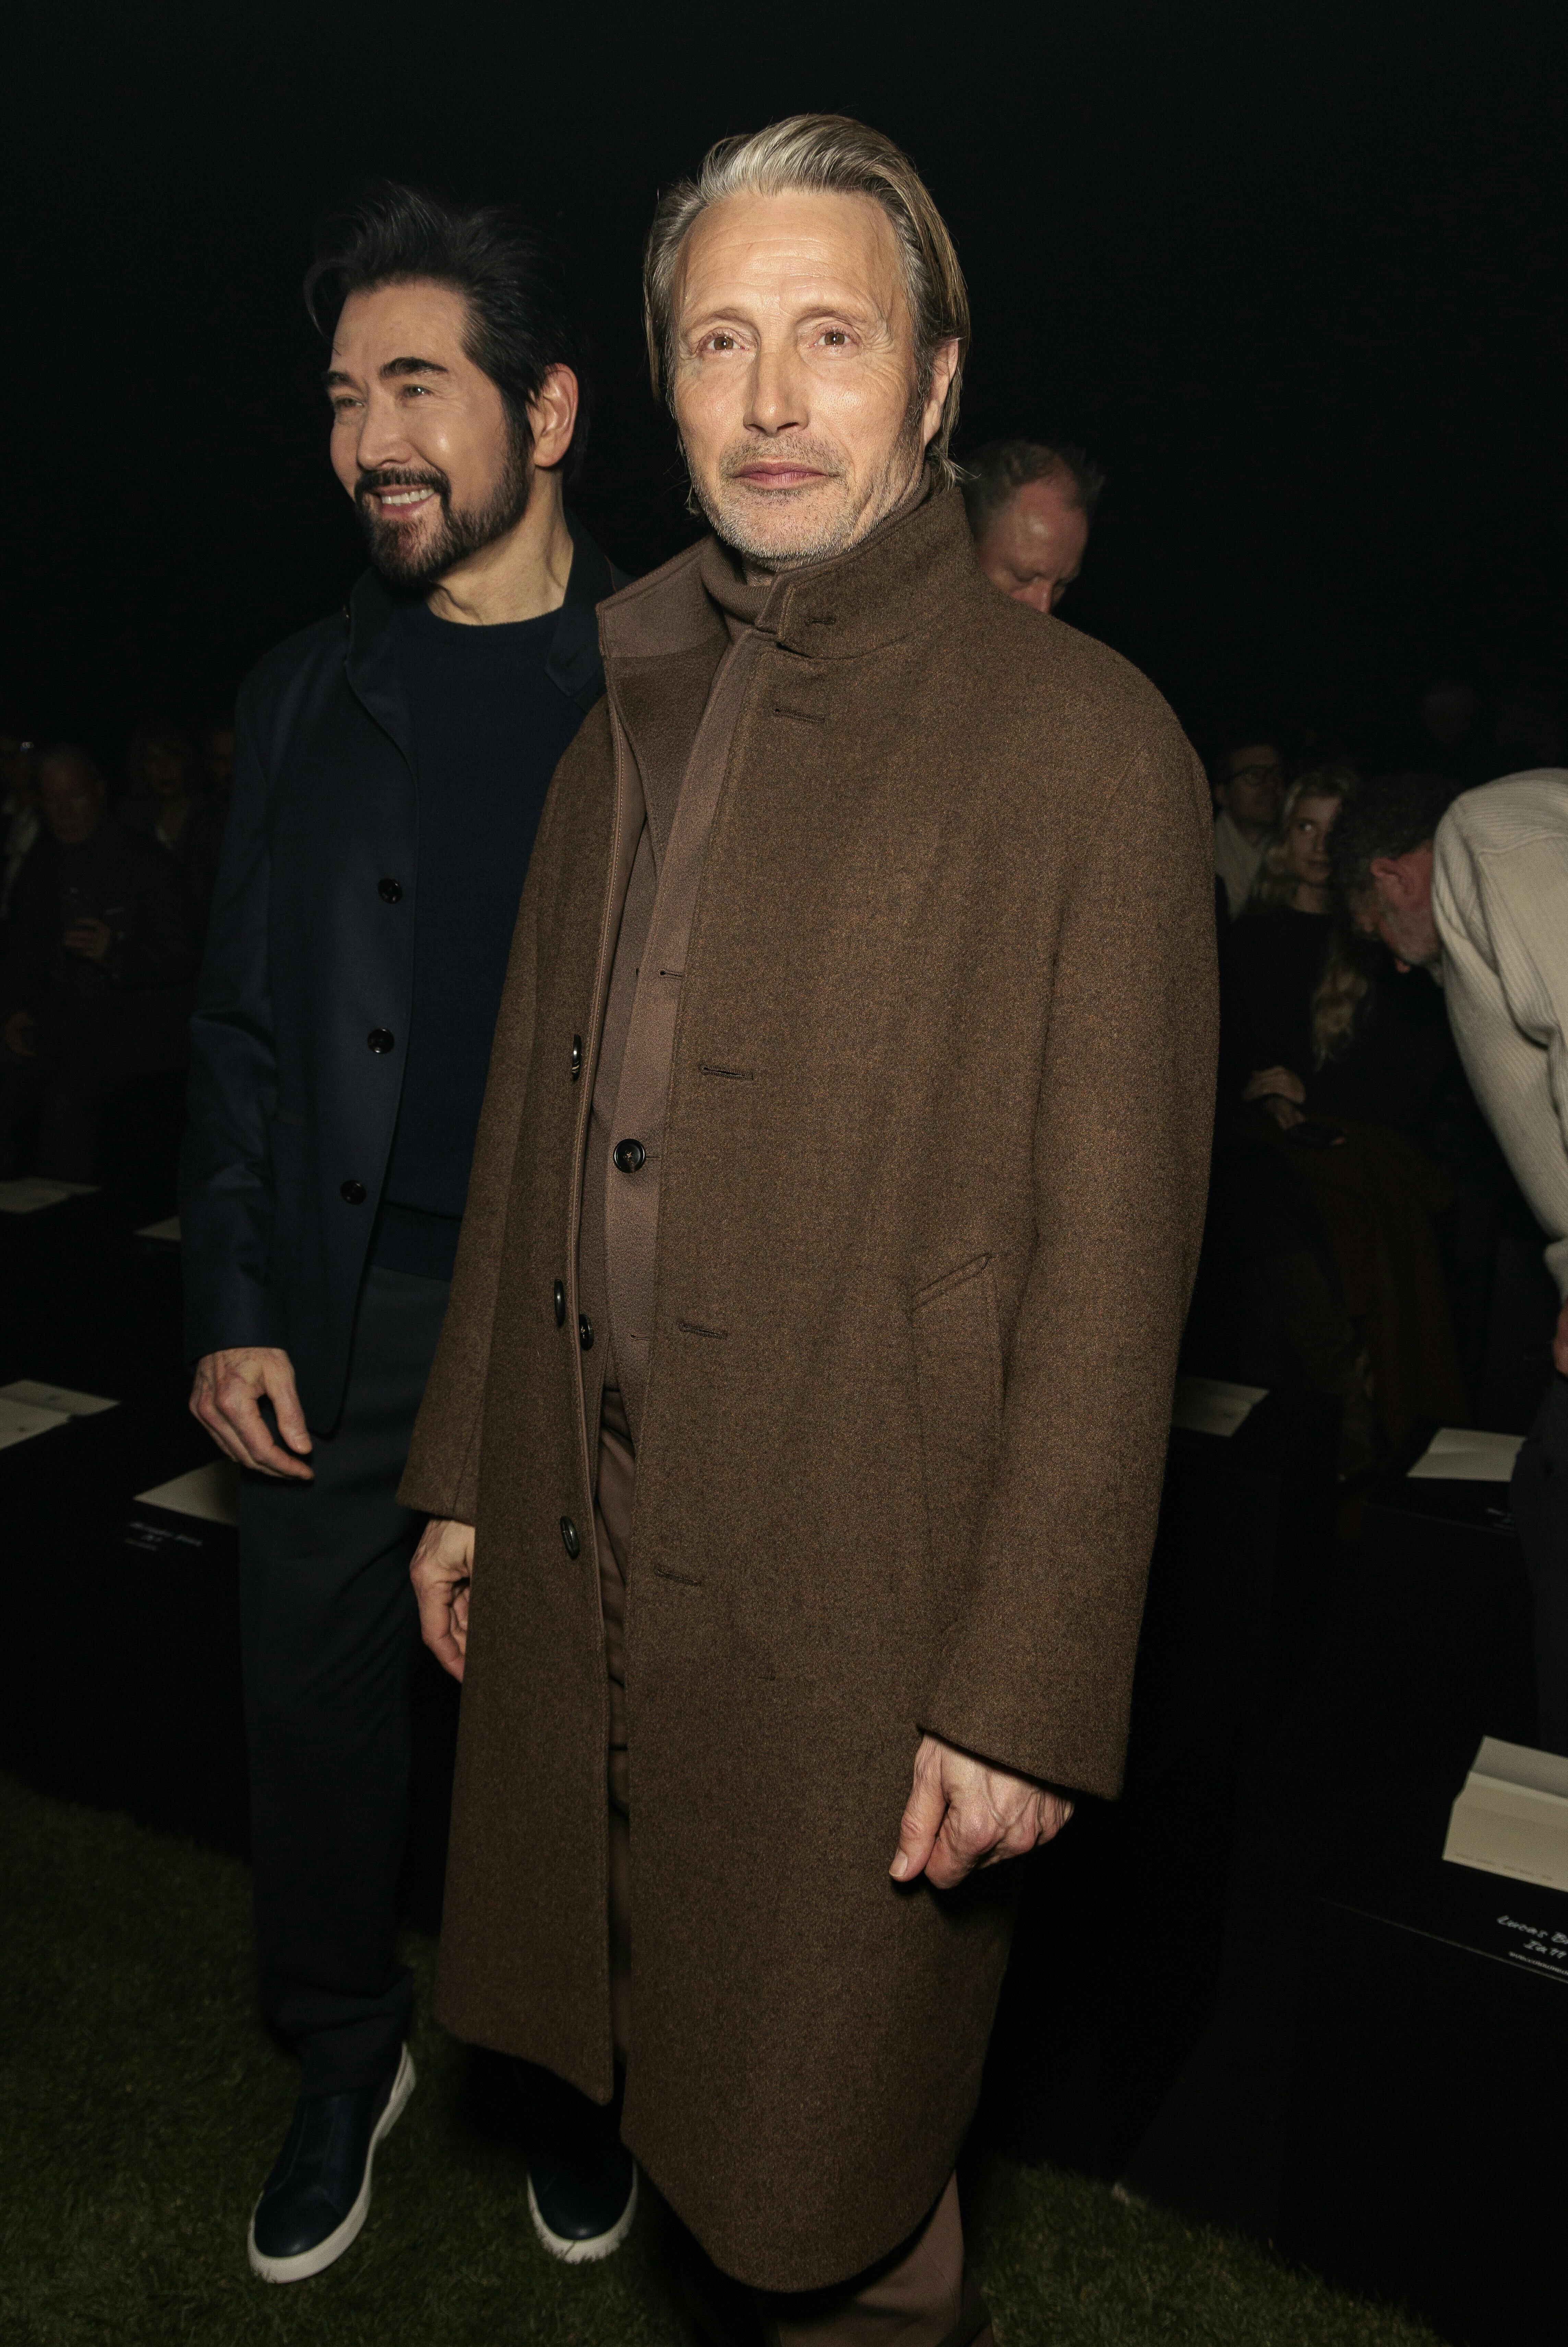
[5,0,1565,764]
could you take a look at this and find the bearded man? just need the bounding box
[405,116,1216,2344]
[180,182,623,2282]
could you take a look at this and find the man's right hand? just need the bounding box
[410,1519,476,1680]
[189,1346,314,1480]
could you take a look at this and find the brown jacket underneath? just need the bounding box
[400,487,1218,2289]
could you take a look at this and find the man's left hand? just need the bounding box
[890,1733,1073,1889]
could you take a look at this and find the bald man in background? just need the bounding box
[961,438,1104,613]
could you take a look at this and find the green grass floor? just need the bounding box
[0,1773,1444,2347]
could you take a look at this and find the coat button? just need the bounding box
[571,1033,584,1079]
[578,1313,594,1351]
[340,1178,367,1205]
[378,877,403,904]
[553,1280,566,1327]
[612,1138,646,1173]
[560,1516,580,1558]
[367,1028,395,1054]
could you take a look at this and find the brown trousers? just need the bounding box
[593,1391,991,2347]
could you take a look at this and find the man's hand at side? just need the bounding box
[189,1346,314,1480]
[890,1733,1073,1889]
[410,1519,475,1681]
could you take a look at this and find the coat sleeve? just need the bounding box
[396,806,549,1524]
[921,733,1218,1800]
[177,678,285,1359]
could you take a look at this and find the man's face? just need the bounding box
[327,280,529,590]
[1354,843,1440,972]
[144,741,185,801]
[39,757,102,844]
[1215,743,1284,831]
[975,475,1089,612]
[670,188,958,571]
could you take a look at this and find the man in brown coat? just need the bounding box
[403,114,1217,2345]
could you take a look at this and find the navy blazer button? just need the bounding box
[578,1314,594,1351]
[367,1028,395,1054]
[560,1516,581,1558]
[553,1280,566,1327]
[612,1138,646,1173]
[340,1179,367,1205]
[571,1033,584,1078]
[378,877,403,904]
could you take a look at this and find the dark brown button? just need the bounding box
[612,1138,646,1173]
[553,1280,566,1328]
[570,1033,584,1079]
[560,1516,580,1558]
[578,1314,594,1351]
[340,1179,367,1205]
[367,1028,395,1054]
[378,877,403,904]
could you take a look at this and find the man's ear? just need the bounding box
[921,338,961,448]
[1368,854,1408,901]
[526,365,579,473]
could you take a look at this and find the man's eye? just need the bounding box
[818,329,850,347]
[703,333,737,352]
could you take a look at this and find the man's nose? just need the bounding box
[1013,579,1054,614]
[355,393,417,470]
[745,340,808,435]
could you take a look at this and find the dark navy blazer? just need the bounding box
[180,513,623,1427]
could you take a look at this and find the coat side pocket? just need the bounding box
[911,1254,1004,1606]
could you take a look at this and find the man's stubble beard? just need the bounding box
[355,426,532,591]
[687,385,928,574]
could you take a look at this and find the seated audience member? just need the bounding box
[960,438,1104,612]
[1222,767,1460,1134]
[1220,766,1468,1443]
[1211,734,1285,918]
[0,744,199,1181]
[1340,763,1568,1747]
[2,729,40,923]
[120,716,228,932]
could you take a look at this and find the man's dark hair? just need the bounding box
[1332,771,1456,903]
[959,439,1106,541]
[303,182,591,484]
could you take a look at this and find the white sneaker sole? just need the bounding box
[527,2162,639,2263]
[247,2044,417,2284]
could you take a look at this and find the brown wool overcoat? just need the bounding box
[399,487,1218,2291]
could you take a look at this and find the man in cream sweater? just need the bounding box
[1335,766,1568,1752]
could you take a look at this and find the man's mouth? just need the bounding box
[731,462,827,489]
[358,475,444,519]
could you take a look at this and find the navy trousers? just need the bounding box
[239,1264,449,2095]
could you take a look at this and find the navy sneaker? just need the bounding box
[528,2129,638,2263]
[248,2045,415,2282]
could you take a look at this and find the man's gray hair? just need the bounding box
[643,114,971,487]
[960,440,1106,543]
